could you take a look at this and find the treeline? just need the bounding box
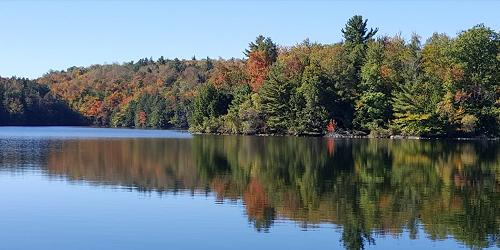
[0,77,84,125]
[189,17,499,137]
[2,15,498,137]
[39,57,212,128]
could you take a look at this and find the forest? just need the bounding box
[1,15,498,137]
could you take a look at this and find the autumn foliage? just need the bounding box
[243,178,274,229]
[327,119,337,133]
[246,51,270,92]
[0,17,497,137]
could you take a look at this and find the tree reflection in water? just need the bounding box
[41,136,499,250]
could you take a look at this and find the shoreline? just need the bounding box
[0,126,498,140]
[191,131,500,140]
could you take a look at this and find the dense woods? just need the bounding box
[1,16,498,137]
[0,77,84,125]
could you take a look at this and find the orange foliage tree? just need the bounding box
[208,60,248,88]
[137,111,147,127]
[327,119,336,133]
[246,51,270,92]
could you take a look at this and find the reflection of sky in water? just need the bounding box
[0,173,465,250]
[0,127,498,250]
[0,126,191,139]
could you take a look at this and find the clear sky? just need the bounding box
[0,0,498,79]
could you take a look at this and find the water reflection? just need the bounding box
[2,136,499,249]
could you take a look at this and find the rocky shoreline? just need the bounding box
[191,130,499,140]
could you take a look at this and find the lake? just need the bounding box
[0,127,498,250]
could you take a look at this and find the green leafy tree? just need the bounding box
[354,40,390,131]
[296,63,329,134]
[190,84,232,132]
[111,100,136,127]
[220,84,265,134]
[450,25,499,135]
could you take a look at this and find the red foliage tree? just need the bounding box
[246,51,270,92]
[138,111,147,127]
[87,100,103,118]
[326,119,336,133]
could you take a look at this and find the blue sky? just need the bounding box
[0,1,498,79]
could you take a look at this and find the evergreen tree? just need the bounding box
[245,36,278,92]
[205,57,214,71]
[157,56,166,64]
[342,15,378,46]
[244,35,278,63]
[259,63,298,133]
[341,15,378,99]
[392,81,442,136]
[148,93,169,128]
[190,84,231,130]
[337,15,379,130]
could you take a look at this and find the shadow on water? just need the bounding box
[1,135,499,250]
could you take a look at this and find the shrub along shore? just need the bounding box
[1,16,498,138]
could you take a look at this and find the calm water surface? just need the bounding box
[0,127,498,250]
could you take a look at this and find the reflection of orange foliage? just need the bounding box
[210,177,242,202]
[326,119,336,133]
[379,194,392,210]
[450,196,463,211]
[244,178,269,220]
[46,139,199,190]
[39,137,498,240]
[454,174,465,188]
[327,138,335,156]
[211,177,228,201]
[247,51,270,92]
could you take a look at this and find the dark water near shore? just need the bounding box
[0,127,499,250]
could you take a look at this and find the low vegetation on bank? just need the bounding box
[0,16,498,137]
